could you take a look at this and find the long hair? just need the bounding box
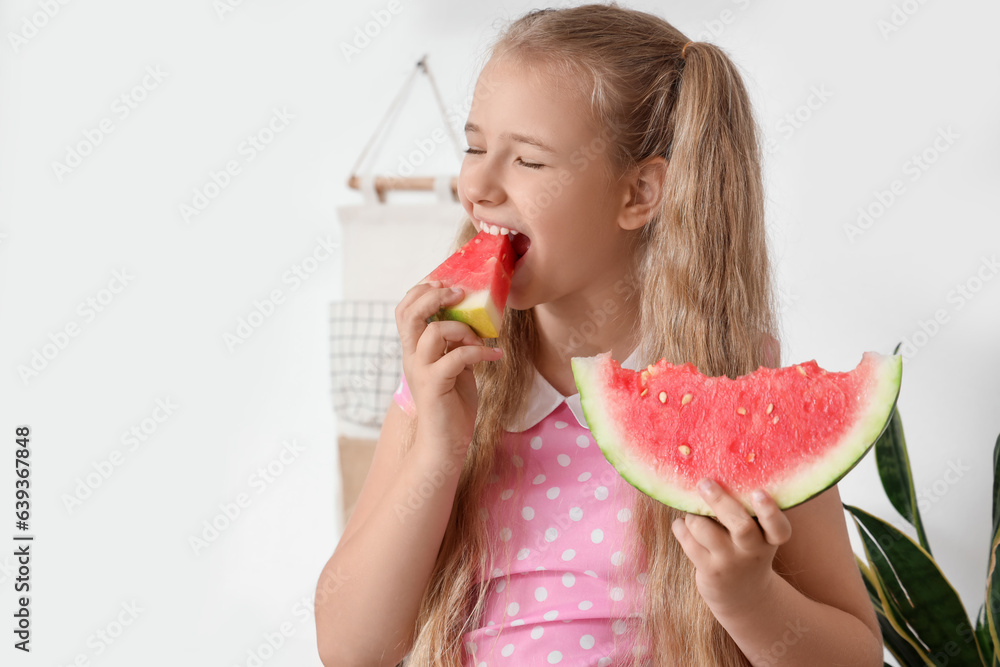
[401,4,779,664]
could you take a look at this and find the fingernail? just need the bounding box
[697,479,715,496]
[451,287,463,294]
[428,280,442,287]
[752,489,767,504]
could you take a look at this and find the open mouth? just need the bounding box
[510,231,531,262]
[476,219,531,263]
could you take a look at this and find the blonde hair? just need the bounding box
[401,3,780,665]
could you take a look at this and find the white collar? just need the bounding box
[505,345,644,433]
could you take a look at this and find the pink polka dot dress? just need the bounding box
[393,347,652,666]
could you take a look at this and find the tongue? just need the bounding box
[511,233,531,259]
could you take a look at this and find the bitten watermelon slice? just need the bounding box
[571,351,902,515]
[424,230,514,338]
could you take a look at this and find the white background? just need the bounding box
[1,1,997,665]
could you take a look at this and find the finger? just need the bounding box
[683,512,733,555]
[751,489,793,546]
[415,320,487,364]
[396,285,465,355]
[671,517,710,565]
[431,341,504,383]
[697,478,763,552]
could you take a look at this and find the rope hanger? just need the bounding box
[347,55,462,202]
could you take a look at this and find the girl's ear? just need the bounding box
[617,156,667,232]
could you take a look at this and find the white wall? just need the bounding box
[0,1,996,665]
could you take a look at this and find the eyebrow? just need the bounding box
[464,122,557,154]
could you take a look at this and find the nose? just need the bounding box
[459,157,505,208]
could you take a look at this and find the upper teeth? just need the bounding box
[477,219,518,236]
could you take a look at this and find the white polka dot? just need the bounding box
[612,619,627,635]
[479,507,489,521]
[489,473,500,483]
[501,643,515,657]
[500,527,512,541]
[517,548,531,560]
[580,634,596,650]
[561,549,576,561]
[637,572,648,584]
[598,659,612,667]
[531,626,544,640]
[611,551,624,566]
[485,627,499,636]
[511,619,525,626]
[533,474,546,485]
[576,435,590,448]
[496,579,506,592]
[617,508,631,522]
[578,471,592,482]
[569,507,583,521]
[507,602,519,616]
[546,486,560,500]
[465,641,477,653]
[522,506,535,520]
[478,662,486,667]
[501,488,514,500]
[557,454,571,467]
[594,486,608,500]
[530,436,543,449]
[491,568,503,577]
[512,454,523,467]
[535,587,548,602]
[543,610,559,621]
[562,572,575,587]
[578,600,593,610]
[554,421,568,429]
[535,566,546,571]
[610,587,625,601]
[545,527,558,542]
[548,650,563,664]
[591,528,604,543]
[584,570,598,577]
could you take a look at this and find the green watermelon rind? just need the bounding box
[571,352,903,516]
[434,289,502,339]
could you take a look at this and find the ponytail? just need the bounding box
[645,39,777,380]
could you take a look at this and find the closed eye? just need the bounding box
[463,148,545,170]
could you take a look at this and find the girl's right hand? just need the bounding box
[395,280,503,459]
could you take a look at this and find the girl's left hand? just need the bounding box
[671,479,793,615]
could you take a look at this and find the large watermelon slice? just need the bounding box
[571,351,902,515]
[423,230,514,338]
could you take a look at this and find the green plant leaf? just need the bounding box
[977,603,995,665]
[987,434,1000,660]
[992,433,1000,539]
[857,554,934,666]
[874,403,931,554]
[846,504,984,665]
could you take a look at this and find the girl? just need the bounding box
[317,4,882,666]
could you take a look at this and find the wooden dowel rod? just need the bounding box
[347,175,459,202]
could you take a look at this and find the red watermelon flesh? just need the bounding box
[570,351,902,515]
[424,230,514,338]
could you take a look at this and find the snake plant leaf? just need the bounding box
[992,433,1000,539]
[977,603,995,665]
[846,504,985,665]
[987,435,1000,661]
[857,554,934,665]
[877,607,935,667]
[874,402,931,554]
